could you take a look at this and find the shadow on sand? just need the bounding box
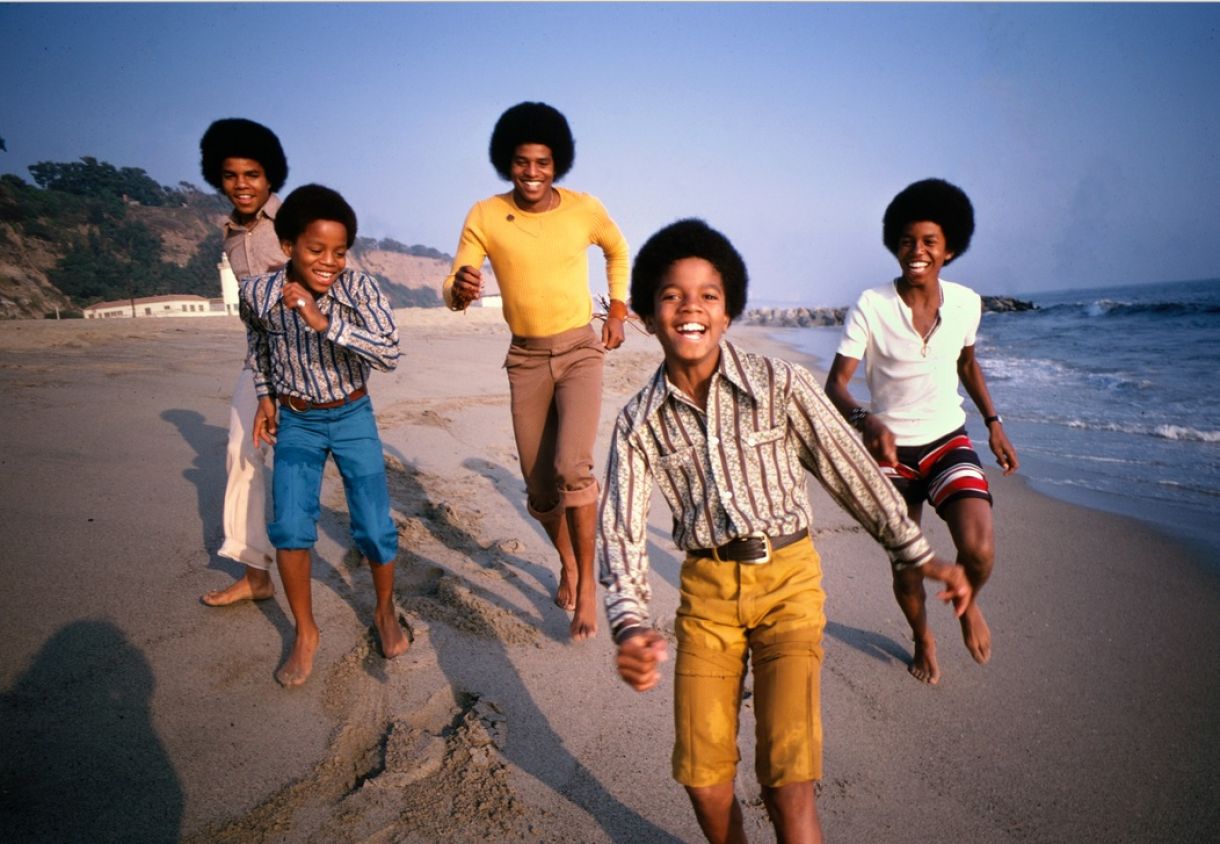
[391,457,682,842]
[0,620,183,842]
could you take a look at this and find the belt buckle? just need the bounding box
[286,395,312,413]
[713,532,772,565]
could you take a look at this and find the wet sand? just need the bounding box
[1,311,1217,842]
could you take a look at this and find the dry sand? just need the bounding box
[1,310,1218,843]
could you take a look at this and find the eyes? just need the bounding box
[658,288,723,303]
[222,170,266,183]
[899,236,942,250]
[512,157,552,170]
[308,247,345,258]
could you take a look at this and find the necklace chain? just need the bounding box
[918,286,945,357]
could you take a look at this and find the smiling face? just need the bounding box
[509,143,555,211]
[645,257,731,380]
[220,157,272,221]
[896,220,954,287]
[282,219,348,296]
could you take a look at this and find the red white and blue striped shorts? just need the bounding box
[880,426,992,512]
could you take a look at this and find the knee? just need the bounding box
[958,536,995,582]
[685,782,737,816]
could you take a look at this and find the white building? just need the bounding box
[83,294,221,319]
[218,251,240,316]
[82,252,240,319]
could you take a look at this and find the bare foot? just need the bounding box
[275,626,319,687]
[960,601,992,664]
[569,583,598,641]
[569,610,597,641]
[908,635,940,685]
[373,607,410,660]
[553,561,577,611]
[201,570,274,607]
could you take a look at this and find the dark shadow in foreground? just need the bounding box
[0,619,183,843]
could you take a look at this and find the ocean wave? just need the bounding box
[1061,418,1220,443]
[1039,300,1220,320]
[1152,425,1220,443]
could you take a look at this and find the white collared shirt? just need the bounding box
[837,279,982,446]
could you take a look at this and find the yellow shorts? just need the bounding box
[672,538,825,789]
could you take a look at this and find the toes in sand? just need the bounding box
[909,636,940,685]
[276,628,320,687]
[374,609,411,660]
[553,565,577,612]
[201,573,275,607]
[569,605,598,641]
[961,602,992,664]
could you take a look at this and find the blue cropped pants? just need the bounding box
[269,395,398,565]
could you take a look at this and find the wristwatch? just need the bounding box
[984,414,1003,427]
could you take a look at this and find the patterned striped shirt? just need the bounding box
[598,340,934,642]
[240,267,399,403]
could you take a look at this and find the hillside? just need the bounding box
[0,158,453,319]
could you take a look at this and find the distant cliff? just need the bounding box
[0,159,452,319]
[740,296,1034,328]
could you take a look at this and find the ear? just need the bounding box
[280,239,293,259]
[945,250,956,263]
[642,315,657,336]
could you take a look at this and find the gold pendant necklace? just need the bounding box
[918,287,945,357]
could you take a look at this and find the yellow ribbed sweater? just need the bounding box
[442,188,629,338]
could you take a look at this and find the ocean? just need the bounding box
[779,277,1220,559]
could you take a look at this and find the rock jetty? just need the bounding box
[740,295,1034,327]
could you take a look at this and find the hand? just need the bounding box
[282,281,327,332]
[922,557,973,619]
[615,629,668,692]
[602,317,625,350]
[603,299,628,350]
[253,396,278,447]
[450,266,483,310]
[862,415,899,466]
[989,426,1019,476]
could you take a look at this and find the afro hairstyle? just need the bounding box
[630,218,748,321]
[274,184,357,248]
[199,118,288,192]
[488,102,575,181]
[882,178,974,263]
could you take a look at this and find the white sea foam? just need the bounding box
[1153,425,1220,443]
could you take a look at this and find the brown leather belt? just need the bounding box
[688,529,808,565]
[279,386,367,413]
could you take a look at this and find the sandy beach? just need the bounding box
[1,310,1218,843]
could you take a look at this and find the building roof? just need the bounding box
[84,294,212,311]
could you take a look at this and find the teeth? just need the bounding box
[677,323,705,333]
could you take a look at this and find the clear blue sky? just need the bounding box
[2,2,1218,306]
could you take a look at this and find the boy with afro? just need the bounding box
[443,102,630,640]
[601,218,971,842]
[198,117,289,608]
[242,184,406,686]
[826,178,1019,685]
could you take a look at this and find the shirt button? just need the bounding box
[708,436,719,447]
[723,491,733,501]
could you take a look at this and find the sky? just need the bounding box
[2,2,1218,307]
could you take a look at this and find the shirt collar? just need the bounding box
[224,192,282,236]
[632,339,757,427]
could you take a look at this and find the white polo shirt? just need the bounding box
[837,279,982,446]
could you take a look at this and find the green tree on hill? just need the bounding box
[29,156,171,206]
